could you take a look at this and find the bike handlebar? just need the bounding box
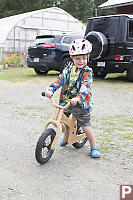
[42,92,70,109]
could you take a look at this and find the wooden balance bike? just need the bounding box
[35,92,87,164]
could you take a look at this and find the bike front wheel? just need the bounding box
[35,128,56,164]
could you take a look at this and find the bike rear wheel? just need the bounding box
[35,128,56,164]
[72,126,88,149]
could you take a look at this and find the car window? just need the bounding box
[129,21,133,38]
[62,35,83,44]
[62,36,71,44]
[71,35,83,42]
[31,38,55,45]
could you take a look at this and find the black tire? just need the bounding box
[60,58,73,72]
[34,68,49,75]
[85,31,108,60]
[97,69,107,78]
[72,126,88,149]
[127,66,133,82]
[35,128,56,164]
[93,71,99,78]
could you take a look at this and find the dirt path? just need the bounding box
[0,77,133,200]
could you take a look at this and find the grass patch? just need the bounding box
[1,68,128,83]
[18,112,28,117]
[102,120,116,126]
[100,114,133,134]
[100,127,116,133]
[24,106,45,111]
[94,72,128,83]
[102,115,133,127]
[106,72,127,80]
[125,119,133,123]
[2,101,12,105]
[102,114,126,121]
[95,114,133,160]
[0,68,34,82]
[117,133,133,140]
[100,146,112,153]
[0,67,59,82]
[99,133,113,142]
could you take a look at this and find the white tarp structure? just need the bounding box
[99,0,133,9]
[0,7,85,63]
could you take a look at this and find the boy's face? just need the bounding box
[71,54,89,69]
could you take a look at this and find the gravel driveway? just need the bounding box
[0,76,133,200]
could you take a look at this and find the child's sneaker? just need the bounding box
[91,147,101,158]
[60,139,68,147]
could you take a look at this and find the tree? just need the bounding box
[0,0,43,18]
[60,0,97,23]
[60,0,115,23]
[0,0,115,20]
[93,0,115,17]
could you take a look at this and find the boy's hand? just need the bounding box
[45,91,53,98]
[70,97,80,106]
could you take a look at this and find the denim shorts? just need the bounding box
[64,104,91,127]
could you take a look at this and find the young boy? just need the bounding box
[45,39,101,158]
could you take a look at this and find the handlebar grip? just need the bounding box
[42,92,45,96]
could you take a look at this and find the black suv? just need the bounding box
[85,14,133,81]
[27,33,83,75]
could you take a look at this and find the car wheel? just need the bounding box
[97,69,107,78]
[60,58,73,72]
[34,68,49,75]
[127,66,133,82]
[85,31,108,60]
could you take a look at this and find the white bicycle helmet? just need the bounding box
[69,38,92,56]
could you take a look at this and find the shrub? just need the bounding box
[2,54,24,68]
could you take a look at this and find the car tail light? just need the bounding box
[42,44,55,48]
[115,56,124,61]
[115,56,131,61]
[43,58,51,61]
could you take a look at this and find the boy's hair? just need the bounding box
[69,39,92,56]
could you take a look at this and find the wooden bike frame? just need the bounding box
[44,97,86,150]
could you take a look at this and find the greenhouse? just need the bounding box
[0,7,85,64]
